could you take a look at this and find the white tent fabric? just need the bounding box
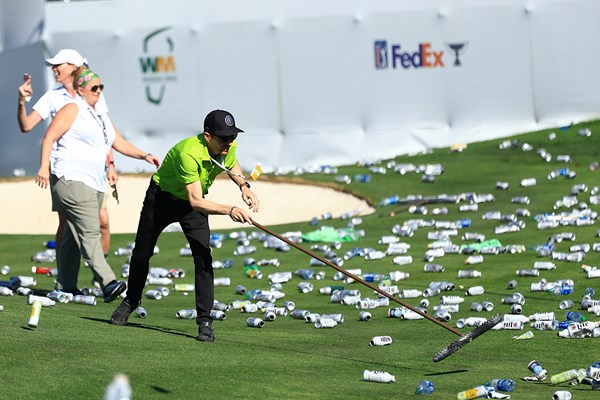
[1,0,599,176]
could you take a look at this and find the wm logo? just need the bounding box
[139,56,176,73]
[140,27,177,105]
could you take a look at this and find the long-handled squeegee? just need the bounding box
[252,221,501,362]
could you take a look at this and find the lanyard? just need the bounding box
[87,109,108,145]
[210,155,247,182]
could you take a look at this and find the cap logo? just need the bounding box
[224,115,234,126]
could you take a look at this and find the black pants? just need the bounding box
[126,179,213,324]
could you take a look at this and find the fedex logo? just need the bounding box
[374,40,468,70]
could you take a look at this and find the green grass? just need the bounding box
[2,121,600,399]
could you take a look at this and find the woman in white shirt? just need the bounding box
[35,67,160,302]
[19,49,117,260]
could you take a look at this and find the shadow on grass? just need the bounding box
[217,336,469,375]
[21,326,36,331]
[80,318,468,375]
[150,385,171,394]
[424,369,468,376]
[80,317,196,339]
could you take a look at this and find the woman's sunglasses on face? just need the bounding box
[90,84,104,93]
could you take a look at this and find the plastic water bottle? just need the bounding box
[363,273,386,283]
[415,380,434,395]
[584,287,596,298]
[485,379,515,392]
[556,321,570,330]
[244,289,263,300]
[354,174,372,183]
[549,281,573,295]
[234,245,257,256]
[104,373,132,400]
[565,311,586,322]
[379,195,399,206]
[294,269,315,280]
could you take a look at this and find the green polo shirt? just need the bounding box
[152,134,238,200]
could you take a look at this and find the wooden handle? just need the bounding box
[252,220,463,337]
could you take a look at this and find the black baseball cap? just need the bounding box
[204,109,244,137]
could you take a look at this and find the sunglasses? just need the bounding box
[110,184,119,205]
[213,133,237,144]
[90,84,104,93]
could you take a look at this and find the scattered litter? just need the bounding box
[415,380,434,394]
[363,370,395,383]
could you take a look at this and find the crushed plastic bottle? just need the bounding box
[512,331,534,340]
[565,311,586,322]
[485,379,515,392]
[548,281,574,295]
[415,380,434,395]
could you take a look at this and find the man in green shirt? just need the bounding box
[110,109,259,342]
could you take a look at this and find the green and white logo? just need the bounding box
[139,27,177,105]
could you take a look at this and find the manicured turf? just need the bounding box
[2,120,600,399]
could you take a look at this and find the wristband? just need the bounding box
[240,181,251,189]
[143,153,152,159]
[229,206,237,218]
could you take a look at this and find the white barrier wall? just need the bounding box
[1,0,599,176]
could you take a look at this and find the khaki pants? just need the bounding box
[51,176,116,292]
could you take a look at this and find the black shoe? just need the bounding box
[110,299,134,325]
[196,321,215,342]
[103,280,127,303]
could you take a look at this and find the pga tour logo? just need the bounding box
[374,40,468,70]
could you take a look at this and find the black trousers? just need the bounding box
[126,179,213,324]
